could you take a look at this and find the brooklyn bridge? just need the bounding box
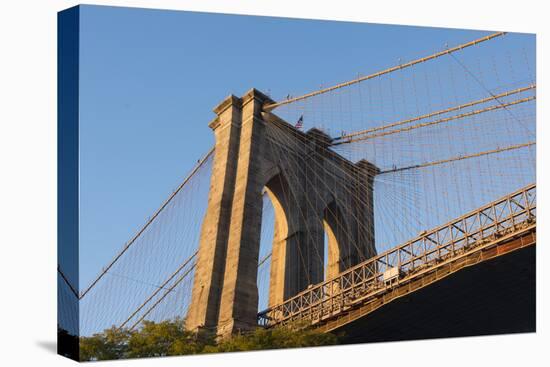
[59,31,536,342]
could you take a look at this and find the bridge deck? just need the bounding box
[258,184,536,335]
[320,229,535,341]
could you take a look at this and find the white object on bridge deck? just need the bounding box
[383,267,401,284]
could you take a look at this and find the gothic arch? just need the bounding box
[323,199,351,280]
[186,89,377,337]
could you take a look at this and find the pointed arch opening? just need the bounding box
[323,200,349,280]
[257,172,294,310]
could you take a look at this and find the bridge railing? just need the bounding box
[257,183,536,327]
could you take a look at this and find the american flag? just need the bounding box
[295,115,304,129]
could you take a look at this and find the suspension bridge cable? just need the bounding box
[79,32,535,334]
[117,251,198,330]
[58,266,79,299]
[331,84,535,143]
[264,32,506,111]
[128,265,197,331]
[122,248,274,330]
[265,120,391,265]
[448,51,533,135]
[379,141,535,174]
[79,147,214,300]
[333,95,535,145]
[258,252,272,268]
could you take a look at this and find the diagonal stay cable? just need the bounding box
[332,96,535,145]
[117,251,198,330]
[58,266,79,299]
[124,251,271,330]
[79,147,214,300]
[121,249,272,331]
[127,264,197,331]
[258,252,272,268]
[448,51,534,135]
[378,141,535,174]
[331,84,535,144]
[264,32,506,111]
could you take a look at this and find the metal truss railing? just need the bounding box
[257,183,536,327]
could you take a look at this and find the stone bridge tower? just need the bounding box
[185,89,378,337]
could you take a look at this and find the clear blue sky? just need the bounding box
[77,5,525,288]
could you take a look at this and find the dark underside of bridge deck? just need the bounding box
[332,244,535,344]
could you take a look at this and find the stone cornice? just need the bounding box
[208,116,221,130]
[213,95,241,116]
[241,88,275,108]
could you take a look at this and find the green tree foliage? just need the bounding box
[79,326,132,361]
[127,319,207,358]
[209,326,338,353]
[79,319,338,361]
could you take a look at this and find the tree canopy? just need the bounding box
[79,318,339,361]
